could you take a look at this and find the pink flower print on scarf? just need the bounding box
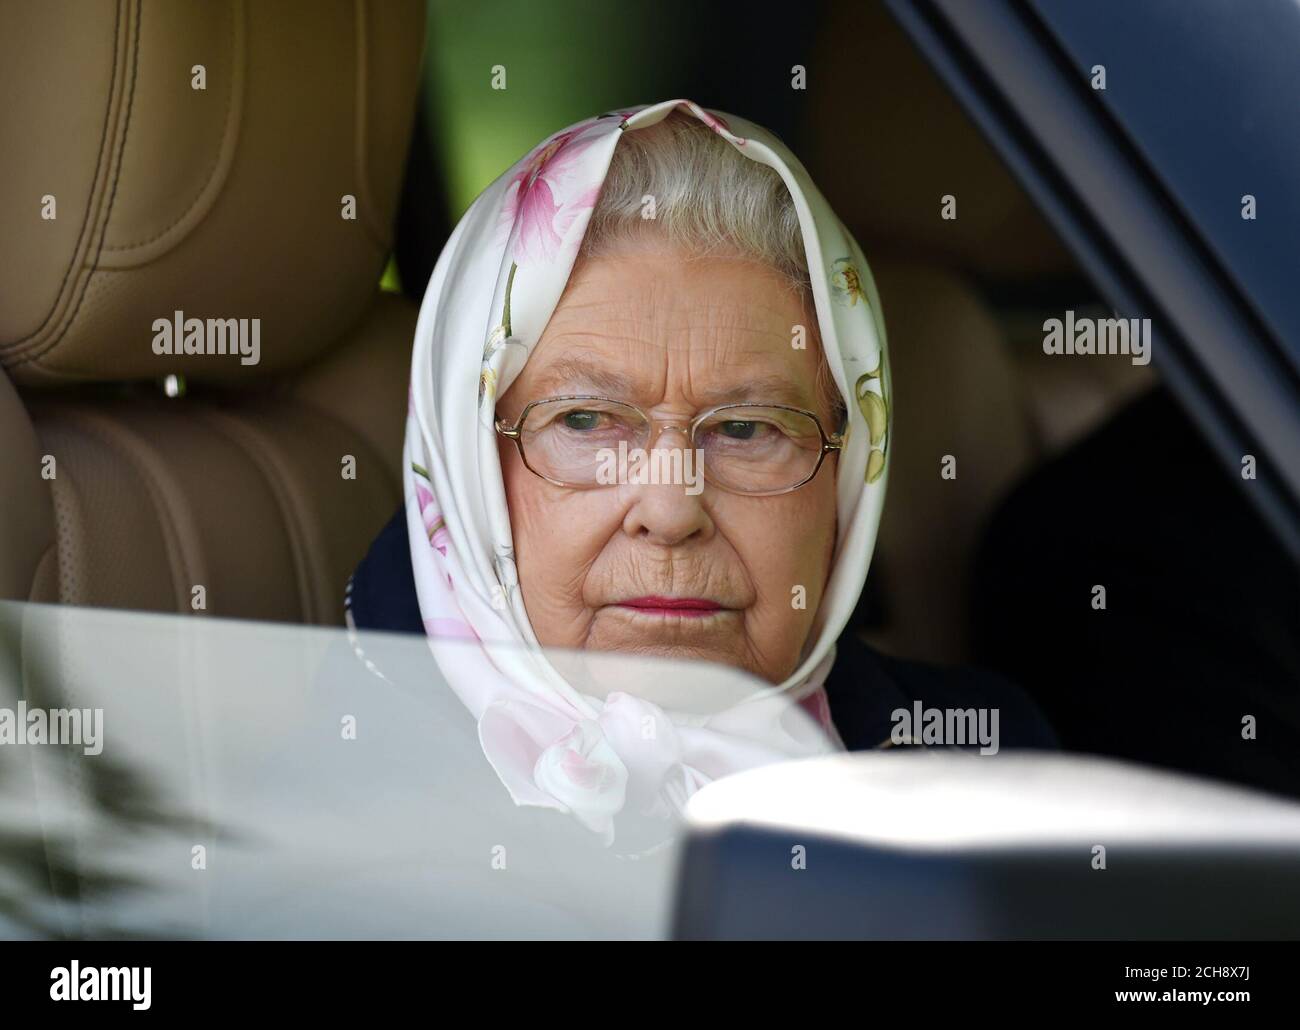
[673,100,746,146]
[500,123,607,267]
[413,474,479,642]
[416,483,451,557]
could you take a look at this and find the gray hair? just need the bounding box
[580,111,844,426]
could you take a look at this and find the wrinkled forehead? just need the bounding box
[509,249,827,412]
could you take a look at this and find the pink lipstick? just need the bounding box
[616,596,723,617]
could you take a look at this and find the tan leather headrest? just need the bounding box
[0,0,424,385]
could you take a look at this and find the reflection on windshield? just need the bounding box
[0,601,829,939]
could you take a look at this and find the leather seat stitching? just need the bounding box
[189,408,323,624]
[38,409,203,612]
[8,0,143,369]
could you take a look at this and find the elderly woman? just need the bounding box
[346,100,1053,842]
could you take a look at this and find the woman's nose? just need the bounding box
[619,431,713,547]
[621,481,713,546]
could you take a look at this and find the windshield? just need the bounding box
[0,601,830,939]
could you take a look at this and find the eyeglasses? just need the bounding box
[495,396,843,496]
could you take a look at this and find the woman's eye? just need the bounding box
[718,420,761,440]
[561,411,602,431]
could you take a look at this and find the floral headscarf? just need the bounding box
[403,99,891,844]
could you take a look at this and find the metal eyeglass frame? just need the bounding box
[494,395,845,497]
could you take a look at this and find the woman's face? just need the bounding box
[497,245,839,684]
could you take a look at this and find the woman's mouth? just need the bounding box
[615,596,725,618]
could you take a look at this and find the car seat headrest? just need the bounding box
[0,0,425,385]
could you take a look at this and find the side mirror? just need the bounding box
[673,751,1300,939]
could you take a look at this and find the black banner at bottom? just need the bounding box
[0,941,1289,1017]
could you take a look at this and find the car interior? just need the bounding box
[2,0,424,627]
[0,3,1173,720]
